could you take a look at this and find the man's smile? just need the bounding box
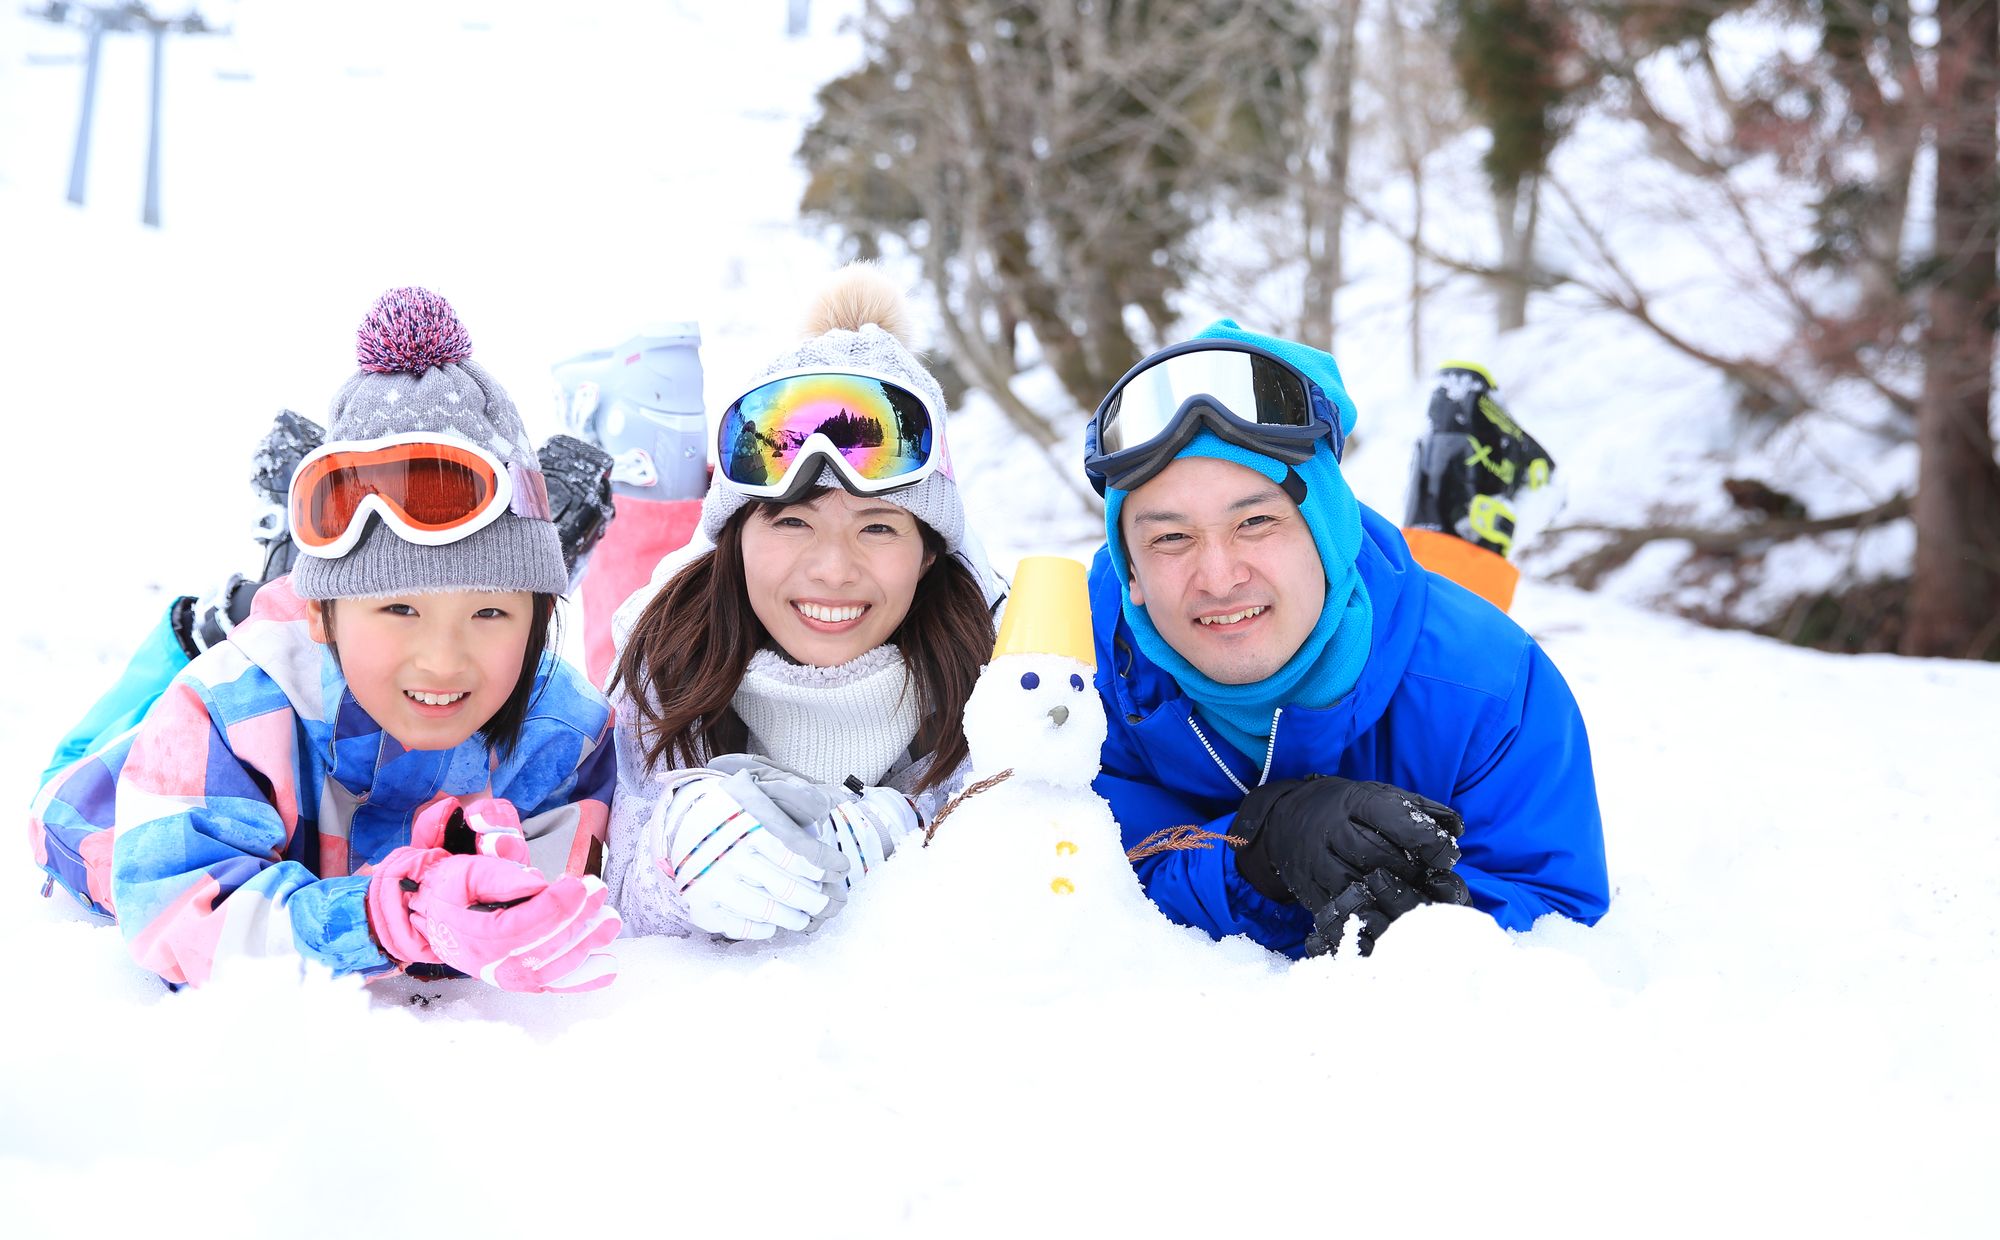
[1195,605,1268,627]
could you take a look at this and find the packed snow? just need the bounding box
[1,2,1994,1236]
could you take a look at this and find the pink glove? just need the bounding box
[369,845,450,966]
[411,794,531,863]
[368,846,623,994]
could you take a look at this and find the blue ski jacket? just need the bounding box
[1090,506,1610,957]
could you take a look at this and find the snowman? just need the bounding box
[839,556,1201,971]
[951,558,1130,903]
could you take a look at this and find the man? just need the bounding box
[1084,321,1608,958]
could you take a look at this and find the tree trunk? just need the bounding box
[1822,2,1922,325]
[1904,0,2000,658]
[1299,0,1362,349]
[1493,169,1539,330]
[1072,220,1143,402]
[918,220,1103,513]
[933,4,1097,410]
[1377,0,1442,376]
[1410,160,1426,377]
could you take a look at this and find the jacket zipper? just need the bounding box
[1261,708,1284,785]
[1184,716,1248,796]
[1185,707,1287,796]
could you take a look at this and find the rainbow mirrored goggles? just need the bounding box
[288,432,552,560]
[1084,341,1345,495]
[716,367,948,502]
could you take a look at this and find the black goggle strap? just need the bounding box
[1096,401,1321,494]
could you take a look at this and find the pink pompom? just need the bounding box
[355,287,473,374]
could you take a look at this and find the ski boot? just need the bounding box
[1402,363,1556,611]
[551,323,707,685]
[177,410,326,656]
[537,433,617,590]
[49,411,325,780]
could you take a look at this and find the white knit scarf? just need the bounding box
[729,644,922,786]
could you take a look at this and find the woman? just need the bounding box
[606,266,1002,942]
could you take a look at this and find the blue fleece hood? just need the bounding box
[1100,321,1373,755]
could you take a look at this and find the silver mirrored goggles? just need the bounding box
[1084,342,1342,494]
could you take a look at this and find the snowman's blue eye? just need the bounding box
[1070,673,1085,691]
[1019,671,1040,690]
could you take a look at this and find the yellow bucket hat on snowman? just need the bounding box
[991,556,1095,667]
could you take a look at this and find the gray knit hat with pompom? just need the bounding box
[291,288,568,601]
[697,265,967,555]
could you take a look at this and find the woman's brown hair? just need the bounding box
[611,489,994,793]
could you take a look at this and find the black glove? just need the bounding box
[1233,775,1464,905]
[1302,866,1471,958]
[1231,776,1470,955]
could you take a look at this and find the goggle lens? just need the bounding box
[308,456,495,536]
[719,373,935,492]
[1098,348,1313,457]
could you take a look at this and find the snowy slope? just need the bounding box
[2,3,1995,1236]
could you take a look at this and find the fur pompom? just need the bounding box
[803,263,913,345]
[356,287,473,374]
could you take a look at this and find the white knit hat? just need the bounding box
[609,268,1008,657]
[697,265,966,556]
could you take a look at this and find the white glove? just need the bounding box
[817,785,924,882]
[654,770,849,941]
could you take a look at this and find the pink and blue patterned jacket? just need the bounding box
[29,578,615,987]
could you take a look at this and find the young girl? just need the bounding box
[607,266,1002,941]
[29,288,622,993]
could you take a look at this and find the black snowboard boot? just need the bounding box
[1403,363,1555,559]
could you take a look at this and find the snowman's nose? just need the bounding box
[1048,705,1070,727]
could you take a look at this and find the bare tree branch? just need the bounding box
[1547,492,1911,590]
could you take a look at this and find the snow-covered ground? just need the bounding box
[2,3,1995,1235]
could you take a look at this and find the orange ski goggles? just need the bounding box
[289,433,551,560]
